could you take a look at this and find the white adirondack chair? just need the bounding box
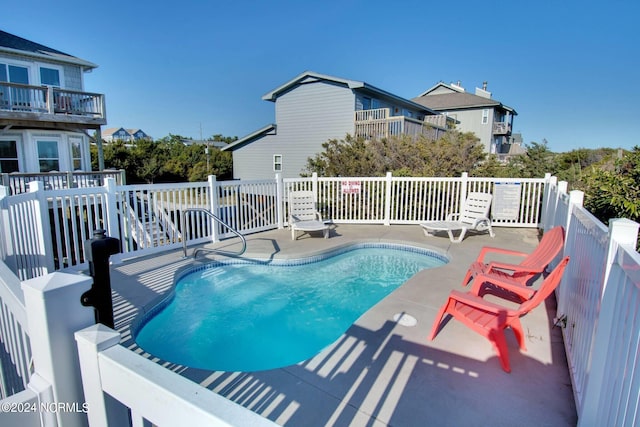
[288,191,329,240]
[420,192,494,243]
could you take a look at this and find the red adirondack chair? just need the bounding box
[462,226,565,300]
[428,256,570,373]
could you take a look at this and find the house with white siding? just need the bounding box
[222,71,448,180]
[0,30,106,175]
[412,81,517,156]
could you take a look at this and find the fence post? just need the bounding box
[22,271,95,427]
[208,175,219,242]
[30,181,55,274]
[459,172,469,209]
[275,173,284,229]
[557,189,584,317]
[103,178,122,264]
[0,186,16,272]
[603,218,639,295]
[540,173,553,231]
[312,172,318,198]
[75,324,130,427]
[384,172,392,226]
[566,190,583,233]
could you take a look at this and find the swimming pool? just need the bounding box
[134,243,447,372]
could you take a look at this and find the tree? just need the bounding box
[508,140,557,178]
[582,147,640,225]
[304,131,486,177]
[94,133,233,183]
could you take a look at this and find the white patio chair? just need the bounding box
[288,191,329,240]
[420,192,495,243]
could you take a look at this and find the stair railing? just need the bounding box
[181,208,247,258]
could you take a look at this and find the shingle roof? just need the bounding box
[0,30,97,70]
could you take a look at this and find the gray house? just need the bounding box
[103,127,151,142]
[0,30,106,174]
[222,71,447,180]
[412,81,517,156]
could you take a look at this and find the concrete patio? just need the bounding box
[109,224,577,426]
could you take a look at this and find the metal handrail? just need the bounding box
[181,208,247,258]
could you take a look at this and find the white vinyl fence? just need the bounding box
[0,262,30,399]
[0,173,639,426]
[543,180,640,426]
[0,173,549,280]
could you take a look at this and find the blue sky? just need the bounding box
[5,0,639,152]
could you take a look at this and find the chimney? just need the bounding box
[475,81,492,99]
[451,81,465,92]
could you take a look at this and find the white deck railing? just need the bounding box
[0,173,639,426]
[75,325,277,427]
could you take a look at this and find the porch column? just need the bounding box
[95,127,105,171]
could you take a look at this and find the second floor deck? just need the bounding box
[354,108,449,140]
[0,82,106,129]
[492,121,512,135]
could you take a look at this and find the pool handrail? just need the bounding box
[181,208,247,258]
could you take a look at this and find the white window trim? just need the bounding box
[0,59,31,84]
[38,64,64,87]
[68,136,86,171]
[273,154,282,172]
[0,137,22,173]
[35,137,64,172]
[481,109,489,125]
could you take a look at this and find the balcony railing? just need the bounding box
[0,82,106,126]
[1,170,125,195]
[493,121,511,135]
[354,108,447,140]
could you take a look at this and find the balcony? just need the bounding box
[0,82,106,129]
[354,108,447,140]
[492,121,511,135]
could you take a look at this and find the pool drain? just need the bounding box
[393,312,417,327]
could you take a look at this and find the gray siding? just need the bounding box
[233,81,355,179]
[63,64,83,90]
[446,108,494,153]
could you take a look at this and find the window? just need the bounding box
[40,67,60,87]
[70,137,83,170]
[0,140,19,173]
[0,63,30,108]
[37,140,59,172]
[273,155,282,172]
[481,109,489,124]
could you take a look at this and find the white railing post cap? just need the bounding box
[75,324,121,351]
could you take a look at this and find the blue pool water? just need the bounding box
[135,244,446,372]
